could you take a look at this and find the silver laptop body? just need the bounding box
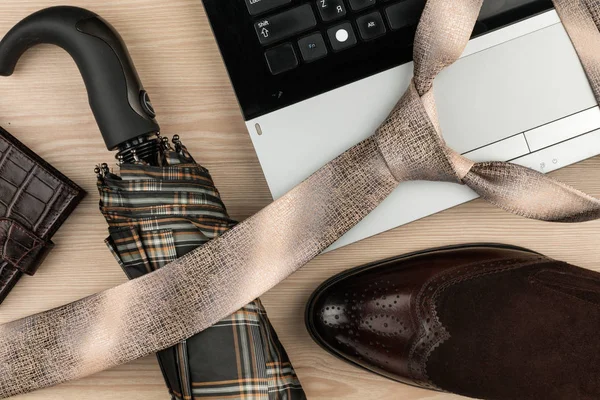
[245,9,600,251]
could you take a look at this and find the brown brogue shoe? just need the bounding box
[306,244,600,399]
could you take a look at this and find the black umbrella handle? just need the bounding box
[0,6,160,151]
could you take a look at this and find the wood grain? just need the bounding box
[0,1,598,399]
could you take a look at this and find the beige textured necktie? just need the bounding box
[1,0,599,397]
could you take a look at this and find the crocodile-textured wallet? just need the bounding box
[0,126,85,305]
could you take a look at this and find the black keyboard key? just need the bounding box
[244,0,291,16]
[316,0,347,22]
[327,22,357,52]
[265,43,298,75]
[348,0,376,11]
[385,0,425,31]
[254,5,317,46]
[356,11,386,40]
[298,33,328,62]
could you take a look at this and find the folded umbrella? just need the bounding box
[98,136,306,399]
[0,7,305,398]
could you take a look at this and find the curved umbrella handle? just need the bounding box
[0,6,160,150]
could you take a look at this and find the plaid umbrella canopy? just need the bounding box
[97,135,306,400]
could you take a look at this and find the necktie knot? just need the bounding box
[374,81,473,184]
[373,0,482,184]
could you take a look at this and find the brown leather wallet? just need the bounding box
[0,126,84,305]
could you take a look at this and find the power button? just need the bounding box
[140,90,156,119]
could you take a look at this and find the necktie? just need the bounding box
[0,0,599,397]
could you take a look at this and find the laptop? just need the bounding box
[201,0,600,251]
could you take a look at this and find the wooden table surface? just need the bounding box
[1,1,599,399]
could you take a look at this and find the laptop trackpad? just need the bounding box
[437,22,596,153]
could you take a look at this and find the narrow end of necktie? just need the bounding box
[463,161,600,222]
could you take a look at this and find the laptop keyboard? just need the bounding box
[249,0,425,75]
[202,0,553,119]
